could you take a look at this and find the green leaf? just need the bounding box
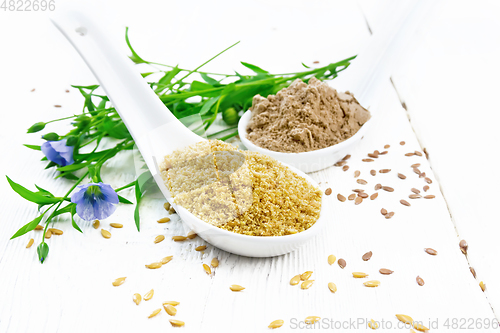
[65,135,78,147]
[125,27,147,64]
[27,122,46,133]
[57,161,91,172]
[42,132,59,141]
[141,72,154,78]
[10,214,43,239]
[70,204,82,233]
[37,242,49,264]
[200,73,219,85]
[240,62,269,74]
[199,97,220,116]
[24,144,41,151]
[190,81,221,97]
[60,173,79,181]
[6,176,60,205]
[134,180,142,231]
[35,185,54,198]
[71,84,100,90]
[52,203,75,218]
[155,67,181,93]
[118,195,133,204]
[301,62,311,69]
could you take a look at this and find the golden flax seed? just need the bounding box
[398,173,406,180]
[405,153,415,157]
[290,275,301,286]
[425,177,432,184]
[362,159,374,162]
[409,194,422,199]
[164,304,177,316]
[385,212,395,219]
[362,251,373,261]
[348,194,356,201]
[425,248,438,255]
[161,256,173,265]
[169,320,185,327]
[172,236,187,241]
[301,280,314,289]
[133,293,141,305]
[460,240,468,254]
[337,194,346,202]
[381,208,387,215]
[325,188,332,196]
[411,163,421,168]
[375,184,382,190]
[187,231,197,239]
[423,185,429,192]
[301,271,313,281]
[380,150,388,155]
[45,230,52,239]
[328,255,336,265]
[145,262,163,269]
[368,319,379,330]
[359,192,368,198]
[305,316,321,325]
[400,141,405,145]
[470,267,477,278]
[480,281,486,291]
[101,229,111,239]
[157,217,171,223]
[363,280,380,287]
[335,161,347,167]
[354,170,361,178]
[368,153,378,159]
[148,309,161,318]
[154,235,165,244]
[35,225,44,230]
[203,264,212,275]
[370,170,376,176]
[49,228,63,235]
[400,200,411,207]
[230,284,245,291]
[164,202,171,211]
[163,301,180,306]
[424,195,435,199]
[343,165,349,172]
[144,289,154,301]
[370,193,378,200]
[338,259,346,269]
[109,223,123,228]
[416,276,425,286]
[328,282,337,293]
[355,197,363,205]
[26,238,34,248]
[382,186,394,192]
[413,323,429,332]
[396,314,413,324]
[211,258,219,267]
[411,188,420,194]
[93,220,100,229]
[195,245,207,251]
[268,319,284,329]
[357,179,368,185]
[415,151,423,156]
[384,144,390,149]
[352,272,369,278]
[379,268,393,275]
[112,277,126,287]
[342,154,351,161]
[379,169,391,174]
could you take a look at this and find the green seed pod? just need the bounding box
[222,107,239,125]
[42,132,59,141]
[27,122,46,133]
[65,135,78,146]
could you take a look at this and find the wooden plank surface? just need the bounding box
[0,1,498,332]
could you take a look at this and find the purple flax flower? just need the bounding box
[71,183,119,221]
[41,139,74,166]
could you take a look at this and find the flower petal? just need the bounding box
[76,197,96,221]
[98,183,119,204]
[93,196,117,220]
[41,141,65,166]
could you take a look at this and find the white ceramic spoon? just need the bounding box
[50,7,326,257]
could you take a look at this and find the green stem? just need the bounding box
[115,181,136,192]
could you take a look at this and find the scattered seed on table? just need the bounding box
[109,223,123,229]
[353,189,364,193]
[144,289,154,301]
[353,272,369,278]
[164,304,177,316]
[382,186,394,192]
[154,235,165,244]
[164,301,180,306]
[354,170,361,178]
[384,144,390,149]
[112,277,126,287]
[379,268,393,275]
[398,173,406,180]
[328,282,337,293]
[348,194,356,201]
[381,208,387,215]
[230,284,245,291]
[396,314,413,324]
[379,169,391,173]
[416,276,425,286]
[195,245,207,252]
[460,240,468,254]
[203,264,212,275]
[305,316,321,325]
[301,280,314,289]
[400,141,406,145]
[411,163,421,168]
[301,271,313,281]
[355,197,363,205]
[325,188,332,195]
[54,105,62,108]
[101,229,111,239]
[342,154,351,161]
[424,195,435,199]
[362,159,374,162]
[161,256,173,265]
[148,308,161,318]
[480,281,486,291]
[187,231,197,239]
[26,238,34,248]
[470,267,477,278]
[93,220,100,229]
[415,151,423,156]
[164,202,171,211]
[368,319,379,330]
[405,153,415,157]
[370,193,378,200]
[359,192,368,198]
[423,185,430,192]
[424,248,438,255]
[268,320,284,329]
[380,150,388,155]
[157,217,171,223]
[290,275,301,286]
[362,251,373,261]
[172,236,187,241]
[425,177,432,184]
[400,200,411,206]
[375,183,382,190]
[411,188,420,194]
[338,259,346,269]
[370,170,376,176]
[169,320,185,327]
[385,212,395,219]
[145,262,162,269]
[413,322,430,332]
[328,255,336,265]
[31,88,35,92]
[35,225,44,230]
[210,257,219,268]
[357,179,368,185]
[419,172,426,178]
[368,153,378,158]
[363,280,380,287]
[49,228,63,235]
[337,194,346,202]
[409,194,422,199]
[342,165,349,172]
[133,293,141,305]
[45,230,52,239]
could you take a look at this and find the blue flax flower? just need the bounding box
[71,183,119,221]
[41,139,74,166]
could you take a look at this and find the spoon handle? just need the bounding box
[50,6,202,171]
